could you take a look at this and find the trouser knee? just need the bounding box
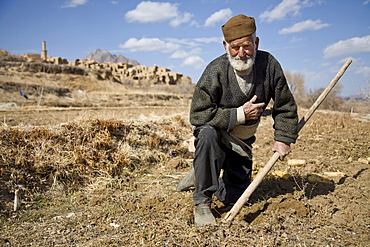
[194,125,220,146]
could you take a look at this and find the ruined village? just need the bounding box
[7,41,192,87]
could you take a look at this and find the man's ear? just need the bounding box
[223,40,227,49]
[255,37,260,50]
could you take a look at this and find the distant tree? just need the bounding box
[284,71,306,107]
[360,79,370,102]
[307,83,344,111]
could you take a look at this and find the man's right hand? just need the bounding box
[242,95,265,120]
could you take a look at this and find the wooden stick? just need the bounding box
[222,58,352,224]
[14,189,20,211]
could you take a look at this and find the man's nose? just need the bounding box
[237,46,246,57]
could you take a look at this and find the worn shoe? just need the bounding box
[194,203,217,227]
[176,167,195,192]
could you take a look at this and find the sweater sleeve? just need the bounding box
[189,59,238,132]
[270,57,299,143]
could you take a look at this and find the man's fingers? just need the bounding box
[249,95,257,103]
[243,95,266,120]
[271,149,284,160]
[272,141,291,160]
[248,96,265,108]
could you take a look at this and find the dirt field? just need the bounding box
[0,103,369,246]
[0,58,369,246]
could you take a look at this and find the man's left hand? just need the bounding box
[272,141,291,160]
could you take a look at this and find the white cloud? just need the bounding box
[279,19,331,34]
[111,1,118,4]
[321,62,331,67]
[293,68,324,83]
[259,0,321,23]
[170,50,190,59]
[338,57,357,65]
[259,0,301,23]
[204,8,232,27]
[170,48,202,59]
[170,12,193,27]
[165,42,205,69]
[165,37,221,48]
[119,38,181,53]
[165,38,197,47]
[290,36,305,43]
[364,0,370,5]
[181,56,205,69]
[125,1,178,23]
[193,37,223,44]
[124,1,193,27]
[324,35,370,58]
[119,36,218,69]
[355,66,370,77]
[62,0,88,8]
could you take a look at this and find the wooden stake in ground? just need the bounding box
[14,189,20,211]
[222,59,353,225]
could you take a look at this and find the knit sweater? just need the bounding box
[190,50,298,144]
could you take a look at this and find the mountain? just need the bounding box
[86,49,140,66]
[343,95,368,101]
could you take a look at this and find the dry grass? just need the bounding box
[0,115,193,199]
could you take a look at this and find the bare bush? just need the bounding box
[360,79,370,102]
[284,71,306,100]
[306,83,344,111]
[284,71,351,111]
[284,71,310,108]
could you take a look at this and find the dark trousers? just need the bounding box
[192,125,253,206]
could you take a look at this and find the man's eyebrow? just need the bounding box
[231,42,252,47]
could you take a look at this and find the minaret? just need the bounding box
[41,41,47,61]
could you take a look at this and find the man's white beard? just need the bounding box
[227,49,255,73]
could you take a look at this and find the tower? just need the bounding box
[41,41,47,60]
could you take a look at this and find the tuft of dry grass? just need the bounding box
[0,115,193,201]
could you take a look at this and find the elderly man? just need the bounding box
[177,14,298,226]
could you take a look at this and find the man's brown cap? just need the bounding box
[222,14,256,42]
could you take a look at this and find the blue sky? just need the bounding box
[1,0,369,97]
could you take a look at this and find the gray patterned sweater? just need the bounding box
[190,50,298,144]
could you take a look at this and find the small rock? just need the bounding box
[272,170,291,180]
[287,159,306,166]
[323,171,345,178]
[0,102,19,109]
[358,158,369,164]
[307,174,334,185]
[110,223,120,228]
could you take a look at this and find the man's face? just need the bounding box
[224,35,259,72]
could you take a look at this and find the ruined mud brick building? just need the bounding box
[67,59,192,86]
[12,41,192,86]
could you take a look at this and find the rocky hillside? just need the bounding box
[86,49,140,66]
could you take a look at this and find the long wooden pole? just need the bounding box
[222,59,352,224]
